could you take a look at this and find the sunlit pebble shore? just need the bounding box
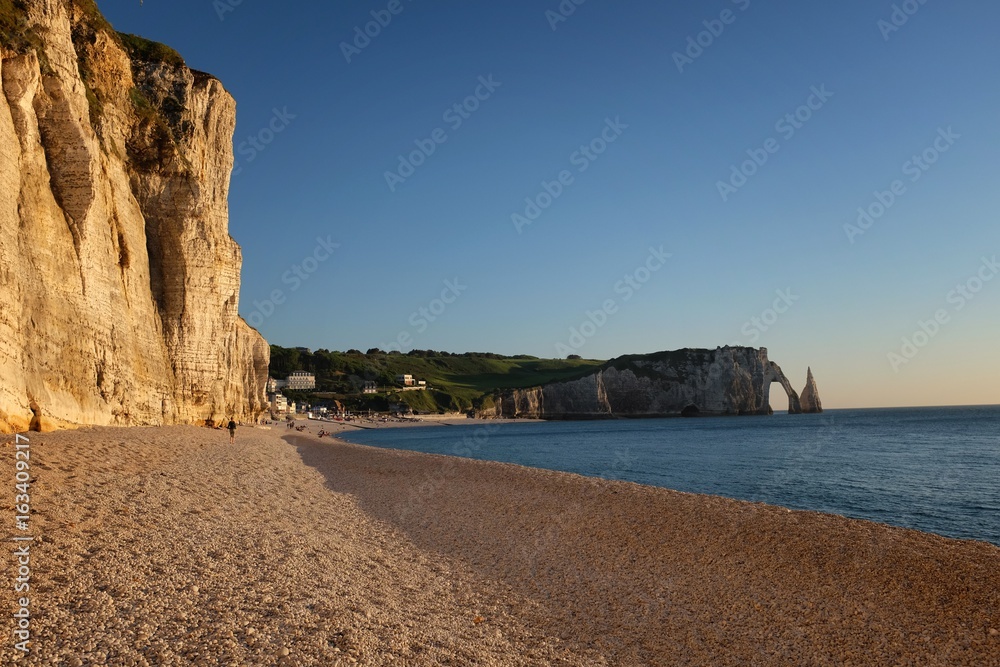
[1,424,998,666]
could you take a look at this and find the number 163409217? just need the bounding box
[14,434,30,531]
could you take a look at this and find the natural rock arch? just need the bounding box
[765,362,802,414]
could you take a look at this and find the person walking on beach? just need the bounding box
[228,418,237,444]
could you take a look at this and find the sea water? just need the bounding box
[338,406,1000,546]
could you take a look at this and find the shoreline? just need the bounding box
[3,425,997,665]
[290,430,1000,664]
[280,415,540,434]
[297,415,1000,549]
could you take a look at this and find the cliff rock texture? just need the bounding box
[484,347,816,419]
[800,366,823,414]
[0,0,268,432]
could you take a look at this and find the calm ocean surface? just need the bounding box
[338,406,1000,546]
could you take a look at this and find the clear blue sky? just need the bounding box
[99,0,1000,408]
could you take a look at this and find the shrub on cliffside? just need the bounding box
[117,32,185,68]
[0,0,47,68]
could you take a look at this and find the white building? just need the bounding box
[270,393,289,414]
[362,381,378,394]
[395,374,428,391]
[286,371,316,391]
[266,377,288,393]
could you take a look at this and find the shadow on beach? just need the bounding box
[287,433,1000,666]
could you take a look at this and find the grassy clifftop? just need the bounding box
[270,346,604,413]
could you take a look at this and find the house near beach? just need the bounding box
[395,374,427,390]
[269,393,289,414]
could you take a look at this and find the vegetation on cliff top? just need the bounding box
[269,347,751,413]
[4,0,197,167]
[74,0,113,35]
[62,0,190,164]
[0,0,42,57]
[269,346,604,413]
[117,32,185,68]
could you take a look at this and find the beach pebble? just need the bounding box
[20,424,1000,667]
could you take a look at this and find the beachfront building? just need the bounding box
[270,393,289,414]
[362,381,378,394]
[286,371,316,391]
[266,377,288,393]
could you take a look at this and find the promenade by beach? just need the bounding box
[2,425,998,665]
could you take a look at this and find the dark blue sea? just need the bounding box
[338,406,1000,547]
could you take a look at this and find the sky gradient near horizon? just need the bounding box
[98,0,1000,409]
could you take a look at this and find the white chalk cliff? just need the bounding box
[0,0,268,432]
[483,347,820,419]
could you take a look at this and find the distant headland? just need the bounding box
[267,346,821,420]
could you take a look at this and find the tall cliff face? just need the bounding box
[0,1,268,432]
[484,348,814,419]
[800,367,823,414]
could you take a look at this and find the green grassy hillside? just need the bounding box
[269,347,604,413]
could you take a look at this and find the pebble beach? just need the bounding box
[2,425,998,666]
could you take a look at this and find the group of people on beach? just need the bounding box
[217,416,315,443]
